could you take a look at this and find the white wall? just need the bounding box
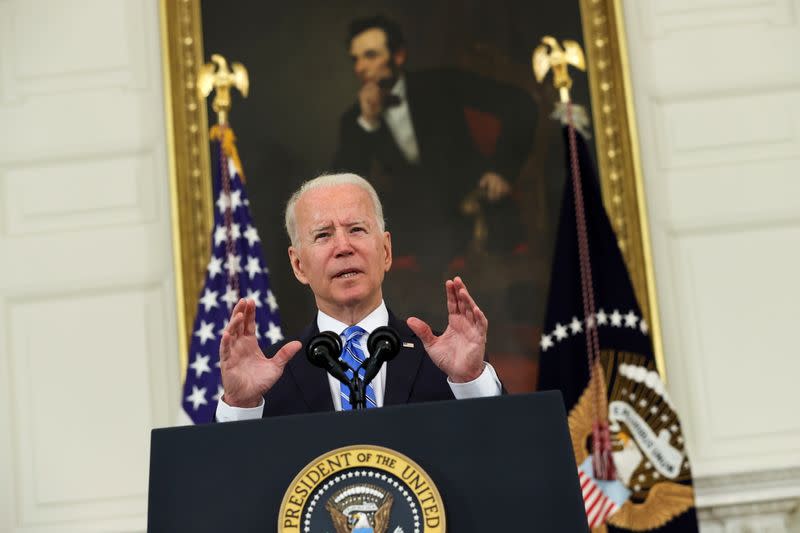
[0,0,179,531]
[622,0,800,530]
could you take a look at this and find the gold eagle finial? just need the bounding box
[197,54,249,125]
[532,36,586,102]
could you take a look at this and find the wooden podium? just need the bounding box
[148,391,588,532]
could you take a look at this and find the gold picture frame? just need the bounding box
[159,0,665,379]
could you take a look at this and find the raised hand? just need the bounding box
[358,81,383,128]
[479,171,512,201]
[219,298,301,407]
[406,276,488,383]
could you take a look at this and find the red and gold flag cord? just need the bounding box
[566,101,615,481]
[213,124,240,298]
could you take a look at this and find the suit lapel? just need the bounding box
[285,320,334,412]
[384,311,424,406]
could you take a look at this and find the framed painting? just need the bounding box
[160,0,663,393]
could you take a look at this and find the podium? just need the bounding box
[148,392,589,532]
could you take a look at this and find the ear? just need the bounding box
[382,231,392,272]
[287,246,310,285]
[393,48,407,68]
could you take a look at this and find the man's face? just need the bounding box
[349,28,405,85]
[288,184,392,321]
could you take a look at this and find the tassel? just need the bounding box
[592,420,616,481]
[551,101,592,139]
[210,125,247,183]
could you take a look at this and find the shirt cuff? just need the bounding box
[357,115,381,132]
[447,362,502,400]
[215,396,265,422]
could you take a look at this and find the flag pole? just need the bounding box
[181,55,284,423]
[198,54,250,298]
[533,37,615,480]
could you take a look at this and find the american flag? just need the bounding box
[180,129,283,424]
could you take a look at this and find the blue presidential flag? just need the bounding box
[537,105,699,532]
[180,126,283,424]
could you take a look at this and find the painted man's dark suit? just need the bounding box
[333,68,537,261]
[261,311,454,417]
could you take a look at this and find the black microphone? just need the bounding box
[306,331,350,385]
[361,326,401,387]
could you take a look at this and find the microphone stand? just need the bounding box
[349,376,367,411]
[320,366,365,410]
[308,327,399,411]
[351,327,401,410]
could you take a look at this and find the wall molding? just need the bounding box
[2,150,159,236]
[638,0,796,39]
[696,468,800,508]
[696,469,800,532]
[0,0,150,100]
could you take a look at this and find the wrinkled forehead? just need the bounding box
[295,184,377,228]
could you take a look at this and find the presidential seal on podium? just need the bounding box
[279,445,445,533]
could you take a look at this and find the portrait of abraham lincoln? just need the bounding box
[200,0,594,392]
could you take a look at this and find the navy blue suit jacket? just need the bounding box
[261,311,455,417]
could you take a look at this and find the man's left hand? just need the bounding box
[407,276,487,383]
[479,172,511,202]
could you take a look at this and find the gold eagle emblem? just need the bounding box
[326,484,394,533]
[532,36,586,102]
[197,54,249,125]
[569,352,695,531]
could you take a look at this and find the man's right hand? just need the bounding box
[358,81,383,128]
[219,298,301,408]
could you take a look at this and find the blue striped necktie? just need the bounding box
[339,326,377,410]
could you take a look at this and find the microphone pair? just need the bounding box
[306,326,401,399]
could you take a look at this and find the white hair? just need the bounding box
[284,173,386,247]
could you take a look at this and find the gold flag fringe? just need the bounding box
[210,125,246,183]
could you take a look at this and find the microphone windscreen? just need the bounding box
[367,326,401,360]
[306,331,342,368]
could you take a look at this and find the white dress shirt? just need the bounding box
[216,300,501,422]
[357,77,421,163]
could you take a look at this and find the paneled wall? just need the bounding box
[622,1,800,530]
[0,0,179,531]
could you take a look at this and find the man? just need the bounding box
[215,173,500,421]
[333,15,537,266]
